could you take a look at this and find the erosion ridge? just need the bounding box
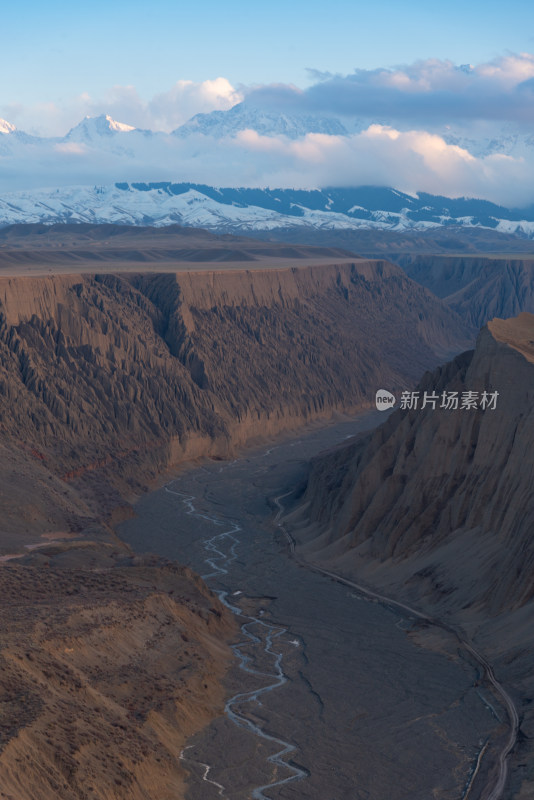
[295,312,534,614]
[397,254,534,328]
[0,259,472,551]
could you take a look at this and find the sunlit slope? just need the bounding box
[0,261,472,552]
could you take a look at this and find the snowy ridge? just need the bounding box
[173,103,349,139]
[1,182,534,237]
[0,118,16,134]
[1,107,534,156]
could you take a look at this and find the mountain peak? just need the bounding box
[65,114,136,141]
[0,118,16,134]
[173,102,349,139]
[100,114,136,133]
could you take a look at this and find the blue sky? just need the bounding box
[3,0,533,106]
[3,0,534,204]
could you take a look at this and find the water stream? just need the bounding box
[165,482,308,799]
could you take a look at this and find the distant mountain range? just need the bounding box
[0,108,351,151]
[0,106,357,147]
[2,107,534,239]
[2,104,534,157]
[1,182,534,239]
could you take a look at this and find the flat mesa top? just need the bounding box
[0,257,364,278]
[0,222,365,276]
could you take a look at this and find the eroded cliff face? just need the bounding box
[296,311,534,618]
[290,312,534,796]
[0,260,472,549]
[398,254,534,329]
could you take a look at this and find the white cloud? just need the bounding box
[223,127,534,206]
[2,55,534,206]
[476,53,534,86]
[54,142,88,155]
[246,53,534,127]
[0,78,243,136]
[2,123,534,206]
[147,78,242,131]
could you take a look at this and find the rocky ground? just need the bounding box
[0,547,236,800]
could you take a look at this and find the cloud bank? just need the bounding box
[1,125,532,207]
[1,54,534,207]
[247,53,534,128]
[1,78,243,136]
[4,53,534,137]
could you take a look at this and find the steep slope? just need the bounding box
[290,312,534,797]
[398,254,534,328]
[0,261,472,553]
[295,312,534,617]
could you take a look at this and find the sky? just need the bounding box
[2,0,534,203]
[3,0,533,130]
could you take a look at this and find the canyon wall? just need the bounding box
[398,254,534,328]
[0,260,472,550]
[296,311,534,617]
[290,312,534,797]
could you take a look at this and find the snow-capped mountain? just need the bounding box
[171,103,534,158]
[65,114,136,143]
[0,118,47,154]
[1,108,534,226]
[56,114,163,160]
[173,102,350,139]
[1,182,534,238]
[439,121,534,159]
[0,118,16,134]
[1,107,533,157]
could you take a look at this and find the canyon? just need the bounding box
[0,243,471,552]
[0,237,472,800]
[118,418,501,800]
[1,227,533,799]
